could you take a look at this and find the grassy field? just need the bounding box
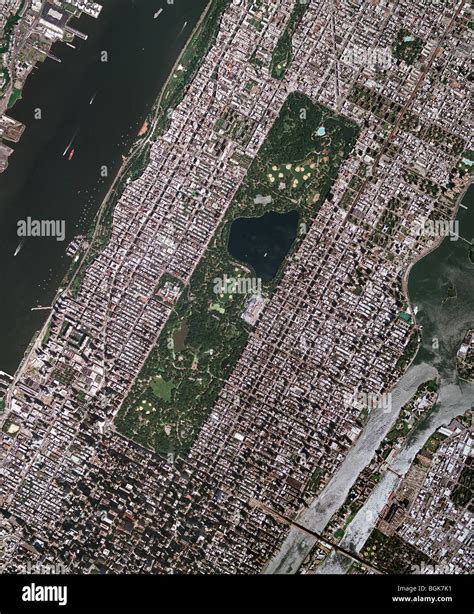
[115,92,359,458]
[458,150,474,176]
[235,92,359,229]
[7,86,22,109]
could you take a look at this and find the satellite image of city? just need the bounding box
[0,0,472,610]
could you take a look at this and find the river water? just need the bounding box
[314,188,474,574]
[409,187,474,377]
[265,361,439,574]
[266,186,473,575]
[317,378,473,574]
[0,0,208,374]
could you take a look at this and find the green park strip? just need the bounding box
[270,1,308,79]
[115,92,359,458]
[62,1,230,300]
[151,0,230,139]
[7,86,22,109]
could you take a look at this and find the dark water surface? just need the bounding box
[0,0,208,373]
[227,210,299,282]
[409,185,474,378]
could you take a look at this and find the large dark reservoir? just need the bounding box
[227,210,299,282]
[0,0,208,373]
[408,186,474,377]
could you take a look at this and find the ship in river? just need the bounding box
[14,239,25,257]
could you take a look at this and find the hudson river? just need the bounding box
[0,0,208,373]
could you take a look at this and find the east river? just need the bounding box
[266,186,473,574]
[0,0,208,374]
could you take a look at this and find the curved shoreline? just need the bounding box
[265,361,439,574]
[60,0,217,301]
[6,2,214,391]
[401,180,472,328]
[266,182,473,575]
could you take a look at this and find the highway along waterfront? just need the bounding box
[266,187,474,575]
[0,0,208,374]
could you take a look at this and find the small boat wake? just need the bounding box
[63,129,79,158]
[14,238,25,256]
